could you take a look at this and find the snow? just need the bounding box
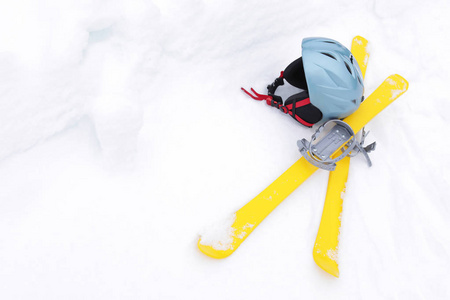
[327,248,339,263]
[199,213,236,250]
[0,0,449,299]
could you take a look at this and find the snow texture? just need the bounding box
[199,213,236,250]
[327,248,339,263]
[0,0,449,299]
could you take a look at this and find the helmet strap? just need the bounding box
[267,71,285,98]
[241,74,315,128]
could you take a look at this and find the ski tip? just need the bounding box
[313,251,340,278]
[391,74,409,88]
[197,239,234,259]
[352,35,368,46]
[386,74,409,96]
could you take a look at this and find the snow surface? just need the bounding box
[0,0,449,299]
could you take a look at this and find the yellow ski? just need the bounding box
[313,156,350,277]
[313,36,371,277]
[198,74,409,259]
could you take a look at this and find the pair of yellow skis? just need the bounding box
[198,36,409,277]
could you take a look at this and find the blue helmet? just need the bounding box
[302,37,364,122]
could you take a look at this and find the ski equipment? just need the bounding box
[200,36,408,281]
[298,119,376,171]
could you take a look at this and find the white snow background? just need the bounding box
[0,0,449,299]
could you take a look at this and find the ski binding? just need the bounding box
[297,119,376,171]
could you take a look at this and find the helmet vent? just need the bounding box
[344,61,352,74]
[357,76,362,84]
[321,52,337,60]
[350,55,354,63]
[352,99,357,104]
[324,41,336,44]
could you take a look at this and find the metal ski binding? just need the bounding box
[297,119,376,171]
